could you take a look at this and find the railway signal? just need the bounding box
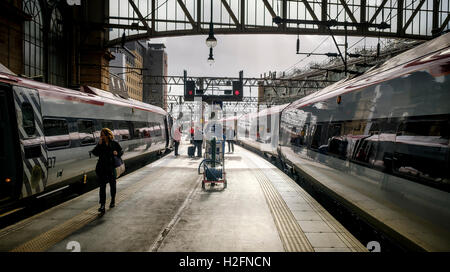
[185,80,195,101]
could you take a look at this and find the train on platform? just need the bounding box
[237,33,450,250]
[0,74,173,207]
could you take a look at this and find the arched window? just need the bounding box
[49,7,66,86]
[23,0,44,78]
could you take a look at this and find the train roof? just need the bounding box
[286,32,450,110]
[237,103,290,120]
[0,72,168,116]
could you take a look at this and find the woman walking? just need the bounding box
[91,128,123,214]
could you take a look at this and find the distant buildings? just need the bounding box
[109,41,145,101]
[109,41,168,110]
[143,43,168,111]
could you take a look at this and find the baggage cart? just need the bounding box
[198,137,226,190]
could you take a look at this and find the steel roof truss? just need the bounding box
[402,0,426,33]
[221,0,240,28]
[127,0,151,32]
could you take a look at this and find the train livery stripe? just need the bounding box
[12,87,47,198]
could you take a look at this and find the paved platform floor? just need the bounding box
[0,144,367,252]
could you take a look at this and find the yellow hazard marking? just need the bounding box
[277,171,368,252]
[251,168,314,252]
[10,167,167,252]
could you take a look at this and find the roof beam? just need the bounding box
[432,0,440,34]
[197,0,201,31]
[402,0,426,33]
[360,0,367,33]
[127,0,151,32]
[437,14,450,34]
[301,0,319,21]
[262,0,277,19]
[369,0,388,24]
[221,0,240,28]
[339,0,358,23]
[397,0,404,35]
[151,0,155,33]
[240,0,245,30]
[176,0,196,29]
[302,0,319,21]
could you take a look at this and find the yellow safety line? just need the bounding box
[276,172,368,252]
[10,167,167,252]
[252,168,314,252]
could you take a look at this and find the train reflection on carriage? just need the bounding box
[237,33,450,250]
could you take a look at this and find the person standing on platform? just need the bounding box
[91,128,123,214]
[193,126,203,157]
[173,125,182,156]
[190,126,194,144]
[226,126,235,153]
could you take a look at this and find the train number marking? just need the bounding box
[47,156,56,168]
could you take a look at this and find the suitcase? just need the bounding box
[188,146,195,157]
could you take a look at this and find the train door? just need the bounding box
[43,117,72,187]
[11,86,48,198]
[164,116,169,148]
[0,84,21,202]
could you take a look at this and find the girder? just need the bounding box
[142,75,336,88]
[108,0,450,47]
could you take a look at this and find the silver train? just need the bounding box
[237,33,450,251]
[0,77,173,206]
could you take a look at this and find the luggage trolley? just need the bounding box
[198,137,227,190]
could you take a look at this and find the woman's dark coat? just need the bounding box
[91,140,123,179]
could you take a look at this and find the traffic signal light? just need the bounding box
[185,80,195,101]
[232,80,243,101]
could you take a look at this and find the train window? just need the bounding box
[393,118,449,188]
[155,124,162,137]
[101,121,114,131]
[311,124,323,149]
[397,120,449,138]
[77,120,95,145]
[21,102,36,136]
[133,121,151,139]
[328,123,342,138]
[118,121,130,141]
[43,118,70,149]
[368,122,380,135]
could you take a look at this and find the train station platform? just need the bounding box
[0,144,367,252]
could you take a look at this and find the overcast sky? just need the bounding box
[149,34,382,95]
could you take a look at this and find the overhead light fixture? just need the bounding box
[206,32,217,48]
[206,0,217,48]
[206,0,217,64]
[208,48,214,65]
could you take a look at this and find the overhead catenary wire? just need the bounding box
[283,36,331,75]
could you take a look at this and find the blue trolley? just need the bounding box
[198,137,227,190]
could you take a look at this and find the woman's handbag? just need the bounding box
[113,156,125,178]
